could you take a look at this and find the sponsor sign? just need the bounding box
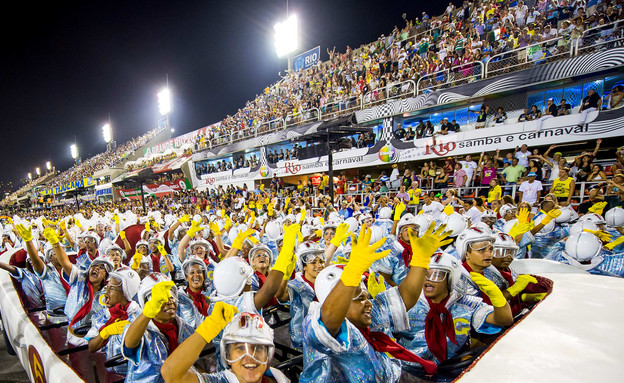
[117,179,191,199]
[293,46,320,72]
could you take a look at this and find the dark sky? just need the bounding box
[0,0,450,194]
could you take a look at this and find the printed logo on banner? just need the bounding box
[378,144,397,162]
[260,166,269,177]
[425,141,457,156]
[206,178,216,185]
[28,345,47,383]
[284,162,302,175]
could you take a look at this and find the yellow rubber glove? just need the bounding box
[15,224,33,242]
[248,211,256,227]
[285,198,291,210]
[99,320,130,340]
[330,222,351,247]
[113,214,119,224]
[409,223,453,269]
[588,201,608,215]
[506,274,538,297]
[120,230,126,240]
[299,207,307,223]
[43,227,60,245]
[219,209,225,218]
[314,229,323,238]
[186,220,202,238]
[224,215,233,230]
[131,252,143,270]
[443,204,455,216]
[196,302,238,343]
[232,229,256,250]
[282,253,297,281]
[75,218,83,229]
[367,272,386,299]
[470,272,507,308]
[178,214,190,224]
[319,217,325,226]
[583,229,612,243]
[341,227,391,287]
[145,222,151,232]
[334,255,350,265]
[142,281,175,318]
[59,220,67,231]
[273,225,300,275]
[604,235,624,251]
[208,222,221,236]
[267,203,274,217]
[508,222,531,238]
[521,292,547,302]
[539,209,561,225]
[516,208,531,223]
[157,244,168,256]
[394,202,406,220]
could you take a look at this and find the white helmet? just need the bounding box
[301,224,315,238]
[296,241,325,271]
[148,236,164,247]
[499,204,517,220]
[189,239,211,253]
[315,265,350,305]
[429,252,462,290]
[493,232,519,259]
[555,206,578,224]
[106,244,127,260]
[137,273,175,307]
[344,217,359,233]
[569,220,600,236]
[378,206,392,220]
[322,221,338,235]
[83,232,100,246]
[43,242,56,263]
[182,255,209,287]
[264,221,282,241]
[481,209,497,220]
[455,227,496,260]
[212,257,253,300]
[396,213,418,236]
[90,255,115,274]
[533,213,555,234]
[442,213,468,237]
[605,207,624,228]
[109,266,141,301]
[285,214,296,223]
[358,213,374,226]
[368,225,384,245]
[579,213,606,226]
[249,244,273,265]
[135,240,149,252]
[328,212,341,222]
[565,232,602,262]
[220,312,275,367]
[228,226,241,245]
[470,222,493,234]
[414,214,434,237]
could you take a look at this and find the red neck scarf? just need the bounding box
[424,295,457,362]
[150,253,161,273]
[358,326,437,375]
[496,267,515,287]
[301,274,318,302]
[186,287,209,316]
[70,280,95,327]
[153,319,179,355]
[100,302,130,331]
[57,268,71,295]
[398,239,412,267]
[462,262,491,305]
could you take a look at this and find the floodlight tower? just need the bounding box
[274,14,299,71]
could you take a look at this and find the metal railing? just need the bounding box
[417,61,484,94]
[320,96,363,120]
[575,21,624,56]
[362,79,416,109]
[284,108,320,128]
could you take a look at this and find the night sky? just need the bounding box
[1,0,450,195]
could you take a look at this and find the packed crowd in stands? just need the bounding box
[2,137,624,382]
[189,0,624,150]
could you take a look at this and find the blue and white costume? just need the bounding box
[545,242,624,277]
[300,287,409,383]
[281,273,316,351]
[84,301,142,375]
[121,316,194,383]
[8,267,44,308]
[35,263,68,311]
[397,291,499,373]
[64,266,106,334]
[371,237,408,286]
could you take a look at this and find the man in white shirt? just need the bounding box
[514,144,530,168]
[458,154,478,187]
[421,192,444,220]
[515,1,529,26]
[390,164,401,190]
[526,7,540,25]
[518,172,543,209]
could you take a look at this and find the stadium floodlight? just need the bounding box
[70,144,79,159]
[102,123,112,143]
[28,172,32,180]
[46,161,52,171]
[157,88,172,116]
[36,167,41,176]
[274,14,299,58]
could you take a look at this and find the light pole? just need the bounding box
[36,167,41,177]
[70,143,80,164]
[28,172,32,181]
[274,14,299,71]
[46,161,52,174]
[157,85,172,132]
[102,122,114,152]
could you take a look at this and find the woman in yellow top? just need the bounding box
[487,178,502,204]
[550,167,575,206]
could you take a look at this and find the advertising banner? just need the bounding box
[117,178,192,200]
[293,46,320,72]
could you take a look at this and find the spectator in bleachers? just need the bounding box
[528,104,542,120]
[493,107,508,125]
[501,157,526,189]
[588,164,608,182]
[514,144,531,168]
[578,88,602,127]
[608,85,624,109]
[518,107,530,122]
[470,104,489,129]
[557,98,572,115]
[518,171,544,209]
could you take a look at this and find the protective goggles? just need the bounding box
[144,288,178,303]
[493,247,518,258]
[426,269,449,283]
[300,250,326,265]
[468,241,494,253]
[225,343,271,365]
